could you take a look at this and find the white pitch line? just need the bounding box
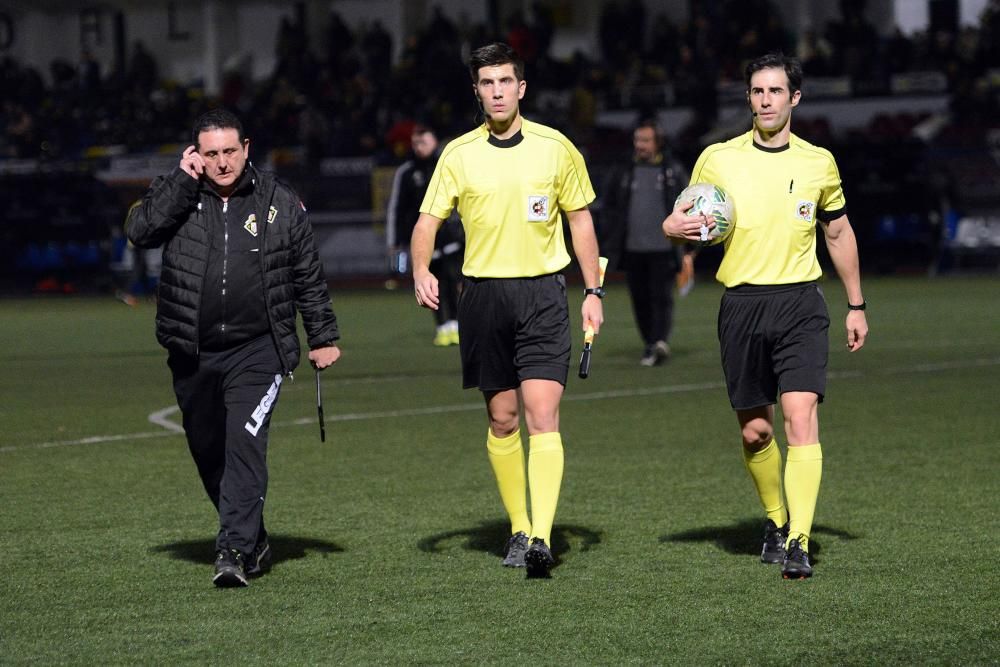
[3,356,998,454]
[0,430,175,453]
[149,405,185,433]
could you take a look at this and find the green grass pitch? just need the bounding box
[1,275,998,664]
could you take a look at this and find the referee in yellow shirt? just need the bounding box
[663,53,869,579]
[411,42,604,578]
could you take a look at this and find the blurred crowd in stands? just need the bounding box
[2,0,999,163]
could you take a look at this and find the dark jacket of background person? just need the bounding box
[599,152,688,271]
[386,148,464,257]
[126,163,339,373]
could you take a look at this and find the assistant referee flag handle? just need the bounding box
[315,369,326,442]
[579,257,609,379]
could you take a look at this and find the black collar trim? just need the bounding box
[753,140,790,153]
[488,130,524,148]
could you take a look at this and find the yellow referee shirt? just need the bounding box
[420,118,596,278]
[691,131,846,287]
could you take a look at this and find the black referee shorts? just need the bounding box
[717,282,830,411]
[458,273,571,391]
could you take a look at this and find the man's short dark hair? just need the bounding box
[745,52,803,95]
[192,108,245,147]
[635,117,664,147]
[469,42,525,82]
[412,123,436,137]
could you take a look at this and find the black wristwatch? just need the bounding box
[584,287,606,299]
[847,301,867,311]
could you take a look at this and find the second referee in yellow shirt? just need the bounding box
[663,53,868,580]
[411,42,604,578]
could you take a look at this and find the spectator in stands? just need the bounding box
[78,50,101,97]
[824,0,880,80]
[114,200,163,306]
[362,20,394,80]
[127,41,159,94]
[2,2,998,161]
[325,10,355,70]
[3,102,37,157]
[799,28,835,76]
[979,0,1000,65]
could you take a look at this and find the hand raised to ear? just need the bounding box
[179,145,205,180]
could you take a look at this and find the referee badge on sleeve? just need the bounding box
[527,195,549,221]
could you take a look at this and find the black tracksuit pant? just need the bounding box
[624,251,678,347]
[168,334,282,555]
[431,251,463,325]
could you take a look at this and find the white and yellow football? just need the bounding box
[675,183,736,245]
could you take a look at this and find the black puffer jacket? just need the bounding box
[126,164,339,374]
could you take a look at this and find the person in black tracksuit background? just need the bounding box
[126,109,341,588]
[600,118,694,366]
[386,124,464,346]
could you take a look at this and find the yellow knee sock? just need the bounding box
[743,438,788,527]
[486,429,531,536]
[784,443,823,551]
[527,432,563,544]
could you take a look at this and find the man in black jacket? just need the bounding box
[386,124,464,346]
[601,119,693,366]
[127,109,341,588]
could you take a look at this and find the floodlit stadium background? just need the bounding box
[1,0,998,289]
[1,3,998,664]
